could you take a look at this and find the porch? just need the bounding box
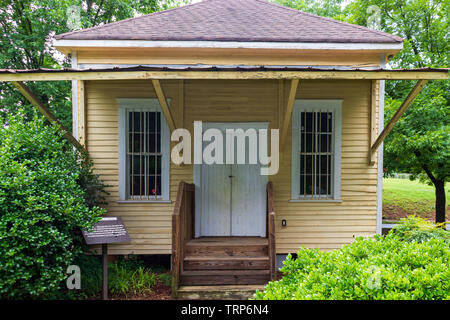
[171,181,276,297]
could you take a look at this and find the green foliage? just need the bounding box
[158,272,172,287]
[275,0,347,21]
[384,80,449,184]
[0,0,190,129]
[393,215,450,243]
[109,265,157,297]
[108,256,157,297]
[76,152,109,208]
[275,0,449,221]
[53,255,167,299]
[0,112,104,299]
[254,233,450,300]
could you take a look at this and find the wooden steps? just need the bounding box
[181,270,270,285]
[177,285,265,300]
[180,237,271,286]
[184,256,269,270]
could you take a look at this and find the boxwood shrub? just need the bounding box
[254,232,449,300]
[0,113,104,299]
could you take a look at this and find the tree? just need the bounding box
[346,0,448,223]
[275,0,449,223]
[0,0,189,129]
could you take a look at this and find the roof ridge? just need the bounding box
[254,0,402,42]
[55,0,218,40]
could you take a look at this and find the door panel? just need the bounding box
[197,122,268,237]
[231,163,266,236]
[200,163,231,236]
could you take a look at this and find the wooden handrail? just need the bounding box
[171,181,195,297]
[266,181,276,281]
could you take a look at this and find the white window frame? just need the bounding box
[291,99,342,201]
[117,98,170,202]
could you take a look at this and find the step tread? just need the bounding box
[178,285,265,293]
[184,255,269,261]
[182,270,270,276]
[186,237,268,246]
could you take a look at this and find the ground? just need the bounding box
[383,178,449,222]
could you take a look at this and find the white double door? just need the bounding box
[195,123,268,237]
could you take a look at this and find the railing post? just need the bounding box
[171,181,195,298]
[266,182,276,281]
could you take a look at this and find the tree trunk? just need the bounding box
[434,180,446,224]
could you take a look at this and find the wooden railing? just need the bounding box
[266,181,276,281]
[171,181,195,297]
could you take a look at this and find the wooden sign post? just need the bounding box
[82,217,130,300]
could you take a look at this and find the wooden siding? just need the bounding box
[86,79,378,255]
[76,47,384,67]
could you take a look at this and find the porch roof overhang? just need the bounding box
[1,65,448,164]
[0,65,448,81]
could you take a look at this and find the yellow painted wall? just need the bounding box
[85,79,378,255]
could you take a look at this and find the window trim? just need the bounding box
[117,98,170,201]
[291,99,342,201]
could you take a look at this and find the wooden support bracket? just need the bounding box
[152,79,176,132]
[369,79,429,159]
[280,79,299,151]
[11,81,85,151]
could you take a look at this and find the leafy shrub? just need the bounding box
[393,216,450,243]
[0,113,104,299]
[254,234,450,300]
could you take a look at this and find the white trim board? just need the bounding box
[291,99,342,201]
[54,39,403,51]
[117,98,171,202]
[376,55,386,235]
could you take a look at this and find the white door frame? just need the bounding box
[194,122,269,237]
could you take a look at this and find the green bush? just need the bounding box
[254,234,450,300]
[0,113,104,299]
[393,216,450,244]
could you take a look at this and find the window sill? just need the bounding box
[116,200,172,204]
[289,199,342,203]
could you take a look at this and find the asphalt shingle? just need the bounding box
[55,0,402,44]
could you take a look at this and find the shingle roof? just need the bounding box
[55,0,402,43]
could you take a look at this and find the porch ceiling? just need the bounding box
[0,65,448,81]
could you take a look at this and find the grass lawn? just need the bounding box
[383,178,449,222]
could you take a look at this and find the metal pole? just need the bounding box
[102,243,108,300]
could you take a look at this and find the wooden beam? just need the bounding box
[151,79,176,132]
[77,80,86,146]
[368,80,378,165]
[280,79,299,150]
[11,81,85,151]
[0,70,448,82]
[370,79,429,156]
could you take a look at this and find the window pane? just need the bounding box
[301,133,313,152]
[305,112,313,132]
[298,110,334,198]
[127,110,163,199]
